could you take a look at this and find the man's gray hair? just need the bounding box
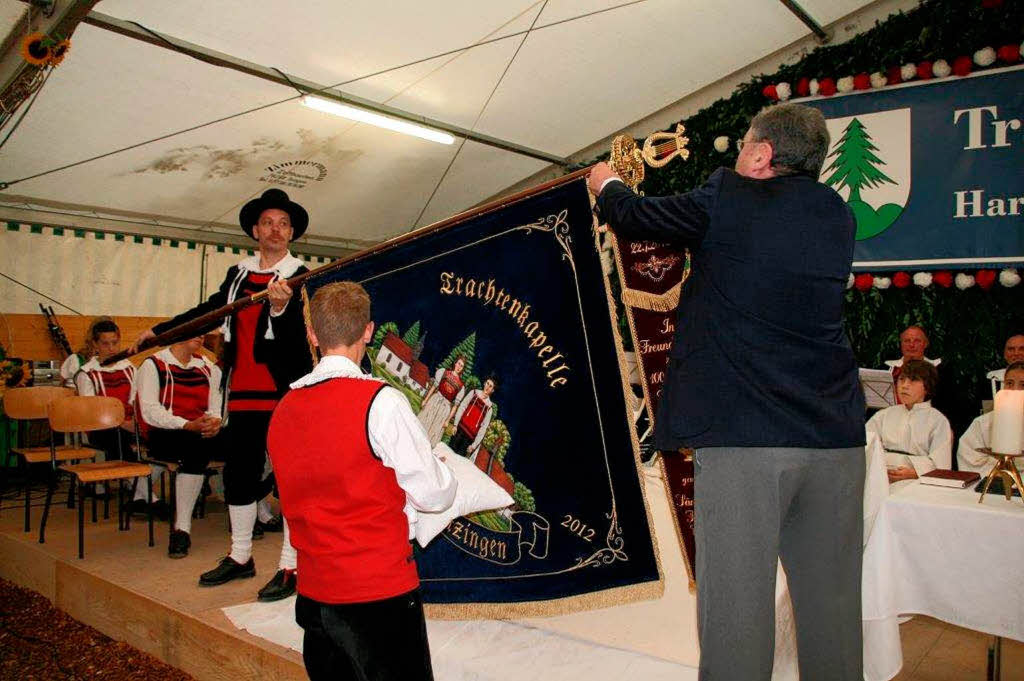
[750,103,830,177]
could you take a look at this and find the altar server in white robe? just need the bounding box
[867,359,952,482]
[960,362,1024,474]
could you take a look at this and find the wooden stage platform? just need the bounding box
[0,491,306,681]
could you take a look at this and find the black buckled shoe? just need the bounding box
[257,569,296,602]
[252,522,264,540]
[198,556,256,586]
[168,530,191,559]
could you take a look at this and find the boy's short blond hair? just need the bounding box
[308,282,371,348]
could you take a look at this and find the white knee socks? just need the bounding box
[174,473,204,534]
[278,516,296,571]
[228,502,257,564]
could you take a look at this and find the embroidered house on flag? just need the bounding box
[408,360,429,396]
[378,332,429,396]
[378,333,413,382]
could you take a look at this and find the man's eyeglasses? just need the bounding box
[737,138,769,151]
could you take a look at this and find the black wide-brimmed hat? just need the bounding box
[239,188,309,240]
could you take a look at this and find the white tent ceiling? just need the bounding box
[0,0,875,253]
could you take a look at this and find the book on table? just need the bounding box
[919,469,981,488]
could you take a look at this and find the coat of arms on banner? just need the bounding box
[308,175,663,618]
[821,108,911,240]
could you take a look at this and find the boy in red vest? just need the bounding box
[135,335,223,558]
[267,282,456,681]
[76,319,165,515]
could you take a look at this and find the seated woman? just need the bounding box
[136,335,223,559]
[866,359,952,483]
[959,361,1024,475]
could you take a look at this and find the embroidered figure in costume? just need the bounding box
[417,356,466,447]
[449,375,498,459]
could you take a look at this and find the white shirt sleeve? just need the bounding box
[60,355,81,388]
[206,363,224,418]
[600,177,624,193]
[137,359,188,430]
[865,410,883,438]
[929,411,953,471]
[75,370,95,397]
[368,386,457,513]
[957,415,991,474]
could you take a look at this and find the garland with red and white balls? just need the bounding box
[708,2,1022,153]
[847,268,1021,292]
[760,36,1020,103]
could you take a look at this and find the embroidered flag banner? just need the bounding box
[803,66,1024,269]
[609,234,696,590]
[307,174,663,618]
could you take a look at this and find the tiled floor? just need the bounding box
[894,616,1024,681]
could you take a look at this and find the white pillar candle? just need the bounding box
[991,389,1024,454]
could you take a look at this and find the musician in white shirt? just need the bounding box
[867,359,952,482]
[960,362,1024,474]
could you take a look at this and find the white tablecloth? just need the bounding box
[861,478,1024,680]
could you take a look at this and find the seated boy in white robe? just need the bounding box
[867,359,952,483]
[960,362,1024,474]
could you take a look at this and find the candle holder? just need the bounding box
[977,448,1024,505]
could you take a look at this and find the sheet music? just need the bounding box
[859,368,896,409]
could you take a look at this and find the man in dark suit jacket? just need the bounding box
[590,103,866,681]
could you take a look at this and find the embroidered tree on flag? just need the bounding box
[402,321,421,347]
[823,118,896,202]
[441,332,476,377]
[822,116,905,240]
[371,321,399,348]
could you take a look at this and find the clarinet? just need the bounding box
[39,303,73,358]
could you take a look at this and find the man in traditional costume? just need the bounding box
[76,319,165,515]
[590,103,865,680]
[417,356,466,447]
[961,361,1024,474]
[132,188,312,601]
[135,335,223,558]
[267,281,455,681]
[448,375,497,459]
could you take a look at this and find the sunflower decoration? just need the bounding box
[49,38,71,66]
[20,32,52,66]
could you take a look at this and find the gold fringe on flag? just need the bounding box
[620,281,682,313]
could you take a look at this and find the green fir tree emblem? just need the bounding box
[823,117,904,240]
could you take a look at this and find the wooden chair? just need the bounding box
[39,396,155,559]
[1,386,97,532]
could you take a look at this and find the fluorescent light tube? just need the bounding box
[301,95,455,145]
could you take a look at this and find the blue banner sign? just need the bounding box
[804,66,1023,270]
